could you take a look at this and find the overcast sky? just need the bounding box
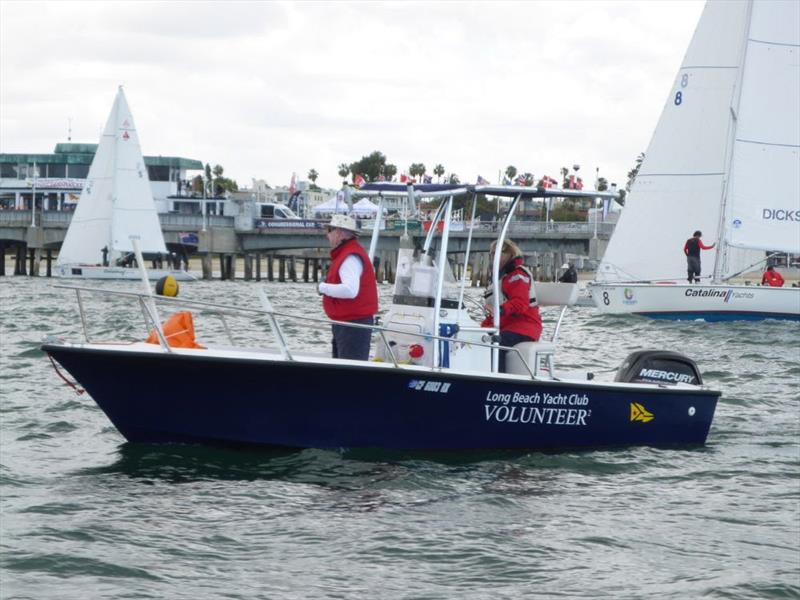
[1,0,705,190]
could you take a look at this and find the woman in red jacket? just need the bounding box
[481,239,542,372]
[761,266,785,287]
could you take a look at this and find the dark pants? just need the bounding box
[498,331,536,373]
[331,317,374,361]
[687,256,701,283]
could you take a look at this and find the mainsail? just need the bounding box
[57,87,167,267]
[596,0,796,283]
[724,0,800,255]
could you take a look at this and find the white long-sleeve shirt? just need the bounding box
[318,255,363,299]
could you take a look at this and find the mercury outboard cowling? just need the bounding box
[615,350,703,386]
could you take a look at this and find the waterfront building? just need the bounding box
[0,143,204,213]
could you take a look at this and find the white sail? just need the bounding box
[57,88,167,267]
[596,0,759,283]
[724,0,800,255]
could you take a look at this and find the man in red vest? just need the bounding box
[319,214,378,360]
[761,266,785,287]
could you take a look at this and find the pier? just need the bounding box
[0,211,614,281]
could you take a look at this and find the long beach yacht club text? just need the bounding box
[485,391,591,426]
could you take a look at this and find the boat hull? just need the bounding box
[43,344,719,451]
[54,264,196,281]
[588,283,800,321]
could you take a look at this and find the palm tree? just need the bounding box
[308,169,318,185]
[384,164,397,181]
[337,163,349,180]
[505,165,517,182]
[626,152,645,191]
[434,164,445,182]
[409,163,426,182]
[560,166,569,187]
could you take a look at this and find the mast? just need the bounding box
[109,87,122,262]
[712,0,754,282]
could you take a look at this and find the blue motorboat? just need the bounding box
[43,183,720,450]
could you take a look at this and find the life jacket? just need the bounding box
[762,270,785,287]
[481,258,543,341]
[145,311,204,349]
[483,262,538,307]
[323,238,378,321]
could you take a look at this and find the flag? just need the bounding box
[477,175,490,185]
[377,174,386,182]
[354,174,365,188]
[288,172,296,195]
[576,177,584,190]
[400,173,408,183]
[541,175,558,188]
[515,174,526,186]
[423,175,433,184]
[567,175,576,189]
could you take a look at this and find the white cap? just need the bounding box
[328,213,359,234]
[561,263,570,269]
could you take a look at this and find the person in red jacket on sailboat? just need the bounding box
[684,230,715,283]
[761,266,785,287]
[481,239,542,373]
[319,214,378,360]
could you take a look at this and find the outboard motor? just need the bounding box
[615,350,703,386]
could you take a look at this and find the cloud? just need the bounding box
[0,0,704,189]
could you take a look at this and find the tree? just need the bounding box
[337,163,349,181]
[596,177,609,192]
[434,164,445,182]
[560,166,570,187]
[505,165,517,182]
[626,152,645,191]
[308,168,319,189]
[191,174,204,194]
[448,173,460,184]
[384,164,397,181]
[348,151,389,183]
[409,162,426,181]
[209,163,238,196]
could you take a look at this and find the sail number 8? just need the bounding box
[675,74,689,106]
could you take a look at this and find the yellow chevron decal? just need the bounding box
[630,402,654,423]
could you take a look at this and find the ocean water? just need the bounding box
[1,276,798,600]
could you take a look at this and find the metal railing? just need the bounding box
[55,284,544,380]
[1,209,615,238]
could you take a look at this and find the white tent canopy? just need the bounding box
[352,198,382,216]
[313,192,349,216]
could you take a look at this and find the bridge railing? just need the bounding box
[159,214,233,228]
[0,209,616,237]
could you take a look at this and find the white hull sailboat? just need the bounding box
[589,0,799,321]
[55,87,195,282]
